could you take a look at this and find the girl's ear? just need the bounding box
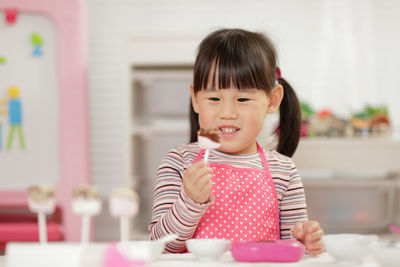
[267,84,284,114]
[190,84,199,113]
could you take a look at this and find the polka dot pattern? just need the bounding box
[193,165,279,242]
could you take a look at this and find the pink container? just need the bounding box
[231,239,304,263]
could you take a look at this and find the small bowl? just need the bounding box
[322,234,378,264]
[117,240,164,261]
[372,241,400,267]
[186,239,231,261]
[116,234,178,261]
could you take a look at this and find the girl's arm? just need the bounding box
[278,161,308,239]
[149,150,211,253]
[278,159,324,255]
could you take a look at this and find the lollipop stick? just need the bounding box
[81,215,90,245]
[38,212,47,244]
[120,216,130,242]
[204,149,210,163]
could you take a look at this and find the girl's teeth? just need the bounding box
[220,128,238,134]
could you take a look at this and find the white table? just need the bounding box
[1,248,382,267]
[150,252,381,267]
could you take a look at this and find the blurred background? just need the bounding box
[1,0,400,243]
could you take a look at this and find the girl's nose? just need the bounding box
[219,101,238,119]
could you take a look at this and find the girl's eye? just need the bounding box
[208,97,220,101]
[238,98,250,102]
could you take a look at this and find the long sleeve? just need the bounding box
[277,161,308,239]
[148,149,212,253]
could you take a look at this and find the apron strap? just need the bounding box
[257,142,270,172]
[194,149,205,163]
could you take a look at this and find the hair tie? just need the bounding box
[276,67,281,80]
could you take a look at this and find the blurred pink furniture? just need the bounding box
[0,202,63,251]
[0,0,90,246]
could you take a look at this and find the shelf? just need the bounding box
[293,136,400,173]
[131,119,189,136]
[299,135,400,144]
[298,169,397,180]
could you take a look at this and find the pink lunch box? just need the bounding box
[231,239,304,262]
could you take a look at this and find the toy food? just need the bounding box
[198,128,221,162]
[72,185,102,244]
[72,185,102,216]
[109,188,140,242]
[109,188,139,218]
[27,185,56,244]
[27,185,56,214]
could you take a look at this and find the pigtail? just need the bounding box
[189,99,199,143]
[276,77,301,157]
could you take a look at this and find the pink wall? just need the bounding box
[0,0,90,241]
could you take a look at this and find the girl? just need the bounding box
[149,28,324,255]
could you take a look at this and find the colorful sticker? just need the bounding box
[0,56,6,64]
[5,9,18,25]
[31,33,44,46]
[31,33,44,57]
[0,86,26,151]
[33,46,43,56]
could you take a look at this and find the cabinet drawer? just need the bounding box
[303,178,397,234]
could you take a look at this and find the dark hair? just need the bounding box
[189,28,301,157]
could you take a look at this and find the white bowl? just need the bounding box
[322,234,378,264]
[372,241,400,267]
[118,234,178,261]
[118,240,164,261]
[186,239,231,261]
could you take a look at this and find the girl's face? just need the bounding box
[191,85,283,155]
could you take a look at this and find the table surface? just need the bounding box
[0,251,382,267]
[150,252,381,267]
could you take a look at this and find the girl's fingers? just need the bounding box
[308,247,324,256]
[186,161,204,176]
[311,241,324,253]
[304,221,321,234]
[188,174,212,204]
[305,231,324,255]
[184,163,199,183]
[198,178,213,196]
[196,165,213,180]
[194,173,212,190]
[293,222,305,240]
[185,161,212,185]
[306,228,324,242]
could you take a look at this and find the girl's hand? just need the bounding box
[183,161,213,204]
[293,220,324,255]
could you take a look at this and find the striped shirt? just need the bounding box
[149,142,308,253]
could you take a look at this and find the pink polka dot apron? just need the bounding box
[193,143,280,242]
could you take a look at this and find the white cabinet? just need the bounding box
[129,66,193,234]
[294,137,400,234]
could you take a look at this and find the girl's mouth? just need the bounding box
[219,127,240,135]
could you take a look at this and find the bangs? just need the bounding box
[193,29,276,92]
